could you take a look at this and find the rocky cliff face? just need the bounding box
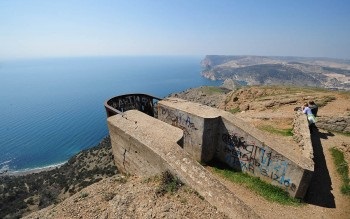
[201,55,350,90]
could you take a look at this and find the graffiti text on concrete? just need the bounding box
[222,132,296,191]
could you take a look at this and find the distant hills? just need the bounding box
[200,55,350,90]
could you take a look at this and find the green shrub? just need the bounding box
[26,197,34,205]
[200,86,226,95]
[79,192,89,198]
[229,108,240,114]
[156,171,183,196]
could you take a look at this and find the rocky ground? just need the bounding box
[3,85,350,219]
[24,174,227,219]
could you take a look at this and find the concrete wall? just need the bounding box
[157,98,314,198]
[217,112,313,198]
[157,99,220,162]
[293,111,314,160]
[107,110,259,219]
[107,111,182,177]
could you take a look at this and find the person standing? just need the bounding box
[302,102,316,126]
[308,100,318,117]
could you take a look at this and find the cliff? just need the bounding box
[201,55,350,90]
[0,138,118,218]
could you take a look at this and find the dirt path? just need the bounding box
[209,128,350,219]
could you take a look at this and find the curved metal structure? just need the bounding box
[104,93,162,118]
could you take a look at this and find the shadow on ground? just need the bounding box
[305,127,336,208]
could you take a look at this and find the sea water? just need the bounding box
[0,56,221,172]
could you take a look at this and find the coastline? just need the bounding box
[3,162,66,177]
[1,136,112,177]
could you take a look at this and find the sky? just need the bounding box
[0,0,350,60]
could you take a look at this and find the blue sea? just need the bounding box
[0,56,221,172]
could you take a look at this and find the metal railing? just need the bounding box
[104,93,162,118]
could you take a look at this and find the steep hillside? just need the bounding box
[0,138,117,218]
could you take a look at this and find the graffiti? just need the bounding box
[222,131,297,191]
[108,94,158,116]
[160,107,197,131]
[159,106,198,148]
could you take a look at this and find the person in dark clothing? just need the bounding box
[308,100,318,117]
[307,101,318,132]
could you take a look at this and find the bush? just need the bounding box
[229,108,240,114]
[156,171,183,196]
[26,197,34,205]
[103,192,115,201]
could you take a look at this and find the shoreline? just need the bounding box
[1,136,111,177]
[3,162,66,177]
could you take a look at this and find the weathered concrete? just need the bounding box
[217,111,313,198]
[157,98,314,198]
[108,111,183,177]
[107,110,260,219]
[107,96,315,217]
[293,111,314,160]
[157,98,220,162]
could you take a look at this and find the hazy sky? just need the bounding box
[1,0,349,60]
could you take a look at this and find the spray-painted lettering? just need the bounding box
[222,131,297,191]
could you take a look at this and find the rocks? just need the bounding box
[239,103,250,111]
[280,98,298,105]
[0,137,118,219]
[25,176,227,219]
[317,116,350,133]
[340,142,350,153]
[168,87,227,108]
[221,78,241,90]
[264,101,276,108]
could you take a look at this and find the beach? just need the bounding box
[3,162,65,177]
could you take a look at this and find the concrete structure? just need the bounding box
[107,110,259,219]
[104,93,161,118]
[157,98,314,198]
[107,97,315,217]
